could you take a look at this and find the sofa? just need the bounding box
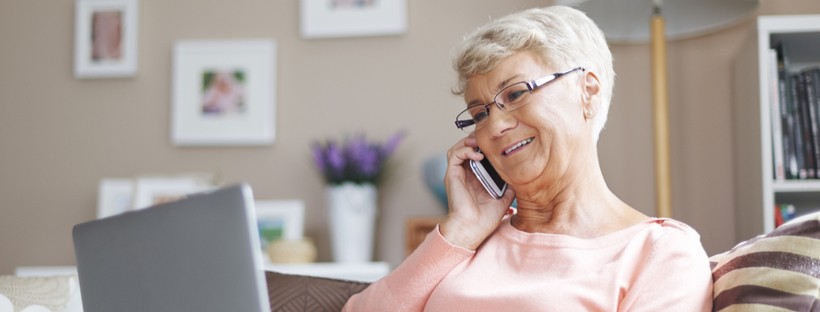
[2,211,818,311]
[0,270,367,312]
[264,271,369,311]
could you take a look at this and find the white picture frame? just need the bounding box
[74,0,138,78]
[172,40,277,146]
[132,176,214,210]
[255,200,305,257]
[97,178,134,219]
[300,0,407,39]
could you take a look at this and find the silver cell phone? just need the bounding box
[469,149,508,199]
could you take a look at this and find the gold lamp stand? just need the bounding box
[651,1,672,218]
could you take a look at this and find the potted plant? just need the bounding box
[311,131,404,262]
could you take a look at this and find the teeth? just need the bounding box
[504,138,533,155]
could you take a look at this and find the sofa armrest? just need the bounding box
[710,211,820,311]
[265,271,369,311]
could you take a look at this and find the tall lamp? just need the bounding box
[558,0,759,218]
[650,1,672,218]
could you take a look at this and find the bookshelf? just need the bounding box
[733,15,820,241]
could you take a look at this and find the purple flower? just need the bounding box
[357,145,379,177]
[310,130,406,185]
[326,141,346,177]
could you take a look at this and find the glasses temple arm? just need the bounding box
[455,120,475,129]
[530,67,585,89]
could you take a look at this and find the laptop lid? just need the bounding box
[73,183,270,312]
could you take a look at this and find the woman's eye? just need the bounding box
[473,110,489,122]
[504,89,528,103]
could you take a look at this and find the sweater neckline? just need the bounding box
[497,217,666,249]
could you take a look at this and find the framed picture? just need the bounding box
[97,178,134,219]
[74,0,138,78]
[255,200,305,256]
[132,176,215,210]
[172,40,277,146]
[300,0,407,39]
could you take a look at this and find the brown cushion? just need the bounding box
[709,211,820,311]
[265,271,370,312]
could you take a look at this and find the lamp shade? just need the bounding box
[556,0,760,44]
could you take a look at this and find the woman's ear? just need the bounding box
[581,70,601,119]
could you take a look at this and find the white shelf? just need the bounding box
[733,14,820,241]
[265,261,389,282]
[16,262,391,283]
[15,266,78,277]
[771,180,820,192]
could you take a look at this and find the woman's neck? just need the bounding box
[510,157,647,237]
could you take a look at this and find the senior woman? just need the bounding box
[344,5,712,311]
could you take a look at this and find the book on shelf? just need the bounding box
[788,72,808,179]
[774,203,796,228]
[775,43,799,179]
[795,72,816,178]
[769,48,786,181]
[802,67,820,179]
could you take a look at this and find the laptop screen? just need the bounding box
[73,183,271,312]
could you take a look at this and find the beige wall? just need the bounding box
[1,0,818,274]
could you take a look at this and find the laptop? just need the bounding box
[73,183,271,312]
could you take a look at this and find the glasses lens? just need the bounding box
[495,82,531,110]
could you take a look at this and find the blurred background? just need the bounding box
[1,0,819,274]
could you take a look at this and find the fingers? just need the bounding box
[447,137,482,166]
[500,187,516,208]
[440,136,513,249]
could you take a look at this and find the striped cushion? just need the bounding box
[709,211,820,311]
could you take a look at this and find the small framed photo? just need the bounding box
[97,178,134,219]
[132,176,215,210]
[74,0,138,78]
[300,0,407,39]
[255,200,305,255]
[172,40,277,146]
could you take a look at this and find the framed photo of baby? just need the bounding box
[201,70,246,116]
[74,0,138,78]
[172,40,277,146]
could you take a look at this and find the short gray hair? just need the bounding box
[453,5,614,141]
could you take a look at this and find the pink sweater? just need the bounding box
[344,218,713,311]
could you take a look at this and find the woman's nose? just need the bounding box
[484,105,517,136]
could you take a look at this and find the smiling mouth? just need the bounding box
[503,137,534,156]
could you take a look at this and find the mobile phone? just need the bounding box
[469,149,508,199]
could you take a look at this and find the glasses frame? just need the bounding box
[454,67,585,130]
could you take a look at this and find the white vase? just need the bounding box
[326,182,377,263]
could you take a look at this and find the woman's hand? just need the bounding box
[440,135,516,250]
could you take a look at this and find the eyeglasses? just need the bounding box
[454,67,585,131]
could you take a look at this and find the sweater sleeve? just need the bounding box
[619,220,714,312]
[342,225,474,312]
